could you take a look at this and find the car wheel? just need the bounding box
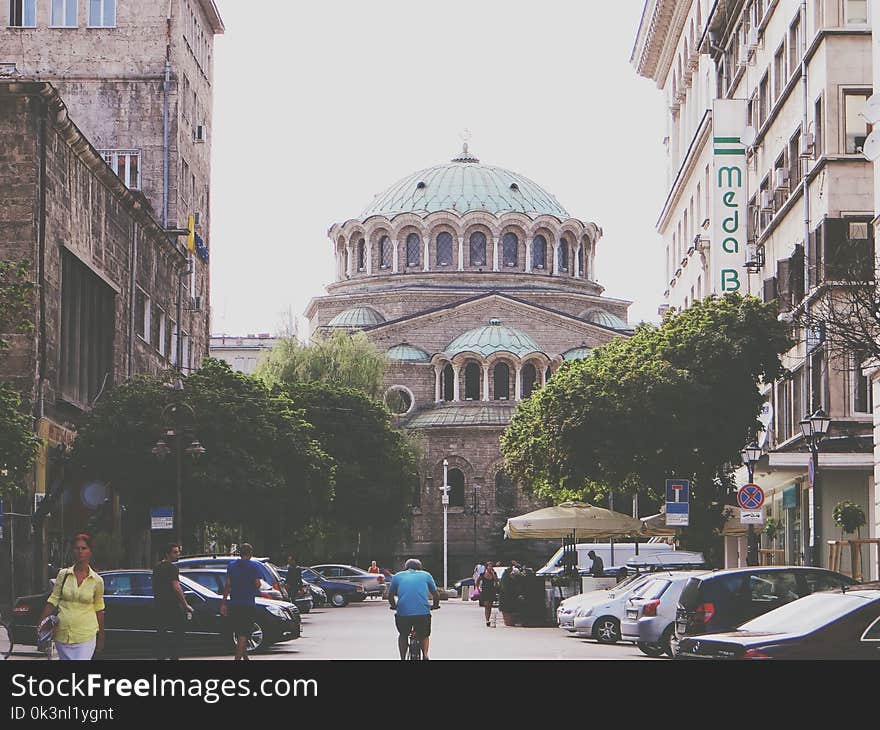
[593,617,621,644]
[662,627,677,658]
[330,592,348,608]
[637,641,666,658]
[233,622,266,654]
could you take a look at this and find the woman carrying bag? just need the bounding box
[476,562,499,627]
[37,533,105,660]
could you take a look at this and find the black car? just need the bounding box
[298,567,367,607]
[674,566,857,646]
[11,570,300,655]
[177,555,290,601]
[678,584,880,659]
[277,568,327,608]
[181,568,312,614]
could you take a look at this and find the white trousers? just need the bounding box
[55,637,96,660]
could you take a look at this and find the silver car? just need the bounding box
[310,564,387,598]
[570,574,662,643]
[620,570,709,657]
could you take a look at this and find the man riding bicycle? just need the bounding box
[388,558,440,660]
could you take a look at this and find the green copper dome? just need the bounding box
[386,343,431,362]
[580,308,628,330]
[446,319,543,358]
[562,346,593,361]
[360,146,568,219]
[327,307,386,328]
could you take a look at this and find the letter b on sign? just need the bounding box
[721,269,741,291]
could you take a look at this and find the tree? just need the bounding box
[282,381,419,564]
[501,294,792,562]
[258,330,387,400]
[68,359,334,556]
[0,259,39,500]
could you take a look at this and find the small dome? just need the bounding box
[386,343,431,362]
[327,306,386,328]
[360,146,568,219]
[562,346,593,361]
[446,319,543,358]
[580,308,628,330]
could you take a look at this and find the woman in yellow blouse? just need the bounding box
[38,533,105,660]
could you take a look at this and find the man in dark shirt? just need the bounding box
[221,543,261,660]
[587,550,605,578]
[285,555,303,602]
[153,543,191,660]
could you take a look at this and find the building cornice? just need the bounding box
[631,0,693,87]
[198,0,225,34]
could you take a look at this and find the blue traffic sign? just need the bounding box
[665,479,690,504]
[737,484,765,510]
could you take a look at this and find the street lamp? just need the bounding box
[740,441,762,566]
[441,459,450,591]
[463,484,489,570]
[800,408,831,567]
[152,399,205,547]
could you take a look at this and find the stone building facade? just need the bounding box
[306,145,632,578]
[0,80,196,593]
[210,334,278,375]
[633,0,876,577]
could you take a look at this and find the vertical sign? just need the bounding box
[665,479,690,526]
[712,99,749,294]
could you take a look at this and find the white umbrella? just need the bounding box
[504,501,643,540]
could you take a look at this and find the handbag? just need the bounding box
[470,585,481,601]
[38,570,70,655]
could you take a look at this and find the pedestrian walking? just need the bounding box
[472,559,486,585]
[367,560,380,574]
[221,543,262,660]
[37,533,105,660]
[153,542,192,660]
[476,562,499,626]
[285,554,303,601]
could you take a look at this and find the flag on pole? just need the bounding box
[186,214,196,254]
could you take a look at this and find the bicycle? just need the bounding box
[1,618,14,660]
[406,627,423,661]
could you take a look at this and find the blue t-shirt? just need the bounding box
[226,559,260,605]
[389,569,437,616]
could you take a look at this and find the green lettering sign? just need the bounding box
[721,269,741,291]
[722,211,739,234]
[717,166,743,188]
[723,191,737,207]
[722,237,739,253]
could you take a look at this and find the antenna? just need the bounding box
[861,93,880,125]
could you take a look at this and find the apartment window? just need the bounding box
[774,151,788,206]
[181,75,190,121]
[777,379,791,441]
[759,72,769,126]
[815,96,824,157]
[180,158,189,206]
[845,0,868,24]
[773,44,785,100]
[811,348,826,412]
[844,91,871,153]
[182,332,190,371]
[789,130,802,188]
[51,0,77,26]
[789,13,801,76]
[88,0,115,27]
[168,320,177,365]
[60,250,115,407]
[100,150,140,190]
[157,308,167,356]
[234,357,245,372]
[9,0,36,26]
[134,288,150,341]
[792,367,804,428]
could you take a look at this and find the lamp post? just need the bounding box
[441,459,450,591]
[152,391,205,547]
[740,441,763,567]
[800,408,831,567]
[463,483,489,570]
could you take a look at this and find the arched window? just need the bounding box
[558,239,569,271]
[464,362,480,400]
[578,245,584,276]
[442,364,454,402]
[532,235,547,270]
[469,231,487,266]
[493,362,510,400]
[380,236,392,269]
[406,232,421,267]
[521,363,537,399]
[502,232,518,267]
[495,471,516,512]
[357,238,366,270]
[545,366,552,382]
[436,232,453,267]
[447,468,465,507]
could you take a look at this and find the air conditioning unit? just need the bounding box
[773,167,789,189]
[747,27,761,49]
[760,190,774,211]
[800,132,815,157]
[738,44,751,67]
[194,125,206,142]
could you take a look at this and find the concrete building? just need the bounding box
[305,143,633,578]
[633,0,876,578]
[210,334,278,375]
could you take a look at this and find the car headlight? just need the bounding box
[265,604,287,618]
[355,585,364,592]
[575,607,593,618]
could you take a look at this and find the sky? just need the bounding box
[209,0,668,337]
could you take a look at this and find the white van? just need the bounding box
[536,542,676,576]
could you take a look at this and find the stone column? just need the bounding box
[540,365,547,387]
[574,246,581,279]
[525,238,532,273]
[514,364,523,400]
[458,236,464,271]
[347,245,354,277]
[552,244,559,276]
[435,367,442,402]
[492,236,499,271]
[452,364,461,401]
[366,242,373,275]
[392,238,399,273]
[482,364,490,401]
[423,236,430,272]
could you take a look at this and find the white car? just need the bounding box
[556,573,653,632]
[571,575,663,643]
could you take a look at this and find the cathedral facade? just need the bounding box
[305,144,631,577]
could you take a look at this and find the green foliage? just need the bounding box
[764,517,781,543]
[832,500,866,536]
[0,259,35,351]
[258,330,387,400]
[501,294,793,558]
[0,383,41,499]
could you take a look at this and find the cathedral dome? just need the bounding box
[446,319,543,359]
[579,308,628,330]
[360,145,568,219]
[327,306,386,328]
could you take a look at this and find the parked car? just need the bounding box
[673,566,858,650]
[277,568,328,608]
[621,570,709,657]
[677,583,880,659]
[310,564,387,598]
[557,572,656,632]
[11,570,300,655]
[177,555,289,601]
[299,567,366,607]
[572,574,665,643]
[180,568,312,614]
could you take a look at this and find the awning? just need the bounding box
[504,501,643,540]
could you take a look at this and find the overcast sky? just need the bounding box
[209,0,667,336]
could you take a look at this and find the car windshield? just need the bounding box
[737,593,867,634]
[302,569,322,582]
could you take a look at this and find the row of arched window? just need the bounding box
[415,469,517,511]
[438,362,545,402]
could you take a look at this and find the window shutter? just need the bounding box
[762,276,778,303]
